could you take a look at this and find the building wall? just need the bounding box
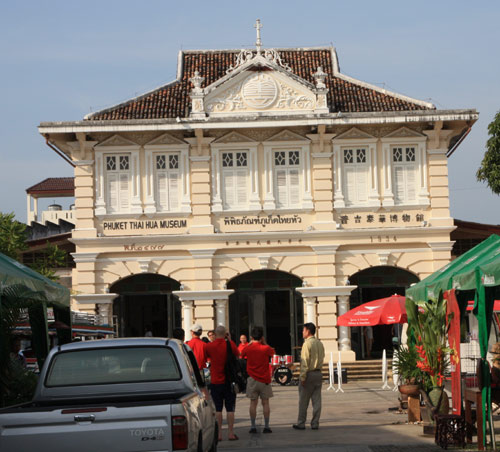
[67,123,461,361]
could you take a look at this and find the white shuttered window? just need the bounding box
[343,148,368,206]
[221,151,249,209]
[106,155,130,213]
[155,154,180,212]
[274,150,301,208]
[392,146,417,204]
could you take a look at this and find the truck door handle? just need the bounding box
[74,415,96,423]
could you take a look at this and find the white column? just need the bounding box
[332,144,345,208]
[182,300,194,341]
[97,303,111,325]
[337,295,351,351]
[215,299,227,327]
[263,145,276,210]
[304,297,317,324]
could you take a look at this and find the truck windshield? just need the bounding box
[45,346,181,387]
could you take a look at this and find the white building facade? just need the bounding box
[38,29,477,361]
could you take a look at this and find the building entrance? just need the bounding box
[111,274,181,338]
[228,270,303,358]
[349,266,419,359]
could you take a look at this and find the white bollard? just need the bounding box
[327,352,335,390]
[335,356,344,393]
[381,349,390,389]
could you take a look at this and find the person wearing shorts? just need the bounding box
[205,325,239,441]
[241,326,275,434]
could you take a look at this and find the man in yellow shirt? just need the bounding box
[293,322,325,430]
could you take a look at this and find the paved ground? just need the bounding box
[216,381,446,452]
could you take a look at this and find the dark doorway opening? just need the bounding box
[228,270,303,359]
[349,266,419,359]
[111,274,181,338]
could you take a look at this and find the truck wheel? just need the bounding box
[208,423,218,452]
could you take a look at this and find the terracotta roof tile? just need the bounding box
[87,48,433,121]
[26,177,75,195]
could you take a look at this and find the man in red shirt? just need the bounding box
[205,325,239,441]
[241,326,275,434]
[237,334,249,355]
[186,324,206,370]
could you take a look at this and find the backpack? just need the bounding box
[224,339,247,394]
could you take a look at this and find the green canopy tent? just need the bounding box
[406,234,500,448]
[0,252,71,369]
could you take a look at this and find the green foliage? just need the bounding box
[477,110,500,194]
[0,212,27,260]
[30,242,67,281]
[406,294,451,387]
[393,344,425,384]
[0,284,47,407]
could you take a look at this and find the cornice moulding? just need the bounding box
[172,289,234,301]
[296,286,357,297]
[73,293,118,304]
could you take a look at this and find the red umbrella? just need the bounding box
[337,294,407,326]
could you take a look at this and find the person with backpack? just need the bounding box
[241,326,275,434]
[205,325,239,441]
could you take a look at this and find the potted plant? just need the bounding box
[393,344,426,397]
[406,294,452,422]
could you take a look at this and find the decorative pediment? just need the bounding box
[144,133,187,147]
[383,127,425,138]
[96,134,139,148]
[213,131,256,144]
[335,127,375,140]
[265,130,309,142]
[204,69,319,116]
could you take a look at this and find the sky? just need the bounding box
[1,0,499,224]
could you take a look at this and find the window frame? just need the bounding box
[211,139,260,214]
[332,134,379,210]
[262,138,312,212]
[144,142,190,216]
[381,134,428,208]
[95,139,142,218]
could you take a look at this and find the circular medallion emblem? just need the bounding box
[242,73,278,109]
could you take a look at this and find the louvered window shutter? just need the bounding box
[356,168,368,203]
[276,169,288,207]
[223,172,235,208]
[119,173,130,211]
[235,170,247,206]
[157,172,168,211]
[345,167,357,205]
[289,169,300,205]
[107,173,118,213]
[405,166,416,201]
[394,165,405,203]
[168,172,179,210]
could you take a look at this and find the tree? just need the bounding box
[0,212,27,260]
[30,242,67,281]
[477,111,500,194]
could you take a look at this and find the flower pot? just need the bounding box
[428,386,449,415]
[398,384,420,397]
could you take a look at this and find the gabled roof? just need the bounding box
[26,177,75,196]
[86,47,435,121]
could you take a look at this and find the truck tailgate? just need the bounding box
[1,403,173,452]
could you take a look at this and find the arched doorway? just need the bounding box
[111,274,181,338]
[228,270,304,358]
[349,266,419,359]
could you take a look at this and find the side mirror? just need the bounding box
[203,367,211,386]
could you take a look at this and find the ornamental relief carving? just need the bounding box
[205,73,316,114]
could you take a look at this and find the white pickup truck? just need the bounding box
[0,338,217,452]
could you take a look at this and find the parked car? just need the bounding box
[0,338,217,451]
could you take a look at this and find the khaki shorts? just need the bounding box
[246,376,273,400]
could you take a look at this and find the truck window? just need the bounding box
[45,346,181,387]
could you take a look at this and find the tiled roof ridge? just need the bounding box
[26,177,75,193]
[86,47,434,121]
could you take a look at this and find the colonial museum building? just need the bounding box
[38,28,477,361]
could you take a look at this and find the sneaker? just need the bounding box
[263,427,272,433]
[311,425,319,430]
[249,427,258,434]
[292,424,305,430]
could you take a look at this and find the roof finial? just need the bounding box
[254,19,263,55]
